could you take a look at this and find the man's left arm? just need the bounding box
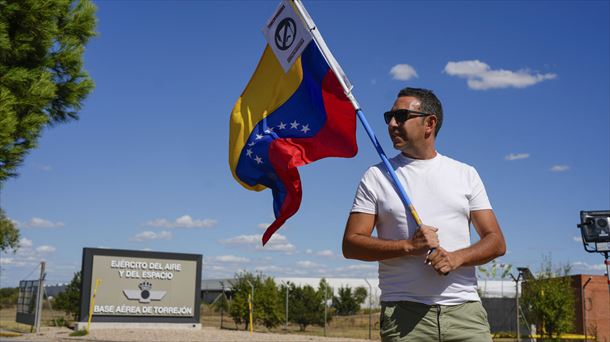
[428,209,506,275]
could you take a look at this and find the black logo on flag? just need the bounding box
[274,18,296,51]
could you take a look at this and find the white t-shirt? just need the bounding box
[351,152,492,305]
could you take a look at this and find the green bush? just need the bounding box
[53,272,81,320]
[228,271,282,330]
[0,287,19,308]
[521,256,575,339]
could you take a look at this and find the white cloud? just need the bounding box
[19,238,33,248]
[255,265,285,273]
[550,165,570,172]
[132,230,173,242]
[214,255,250,263]
[571,261,605,271]
[23,217,64,228]
[505,153,530,161]
[36,245,56,253]
[146,215,217,229]
[0,240,55,270]
[296,260,318,268]
[390,64,418,81]
[264,242,296,253]
[305,249,313,254]
[573,236,582,242]
[316,249,334,257]
[222,234,260,244]
[207,265,226,271]
[257,223,270,230]
[444,60,557,90]
[221,233,296,254]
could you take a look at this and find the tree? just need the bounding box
[354,286,368,306]
[317,278,333,324]
[227,271,282,330]
[0,287,19,308]
[289,283,325,331]
[228,271,256,330]
[0,208,19,252]
[255,277,282,329]
[332,285,367,316]
[0,0,97,252]
[0,0,97,183]
[521,256,575,339]
[53,271,81,320]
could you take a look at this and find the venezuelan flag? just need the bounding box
[229,40,357,245]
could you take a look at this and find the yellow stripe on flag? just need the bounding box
[229,45,303,191]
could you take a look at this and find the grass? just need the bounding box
[200,305,382,340]
[0,305,71,332]
[69,329,88,336]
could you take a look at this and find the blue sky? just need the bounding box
[2,1,609,287]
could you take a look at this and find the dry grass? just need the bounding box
[200,305,382,340]
[0,306,70,333]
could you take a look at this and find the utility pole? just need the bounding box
[582,277,593,342]
[220,281,225,329]
[33,261,46,333]
[510,271,523,342]
[324,287,328,337]
[283,282,289,330]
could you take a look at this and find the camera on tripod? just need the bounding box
[578,210,610,253]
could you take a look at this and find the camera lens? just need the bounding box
[596,218,608,228]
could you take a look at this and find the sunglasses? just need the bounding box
[383,109,434,124]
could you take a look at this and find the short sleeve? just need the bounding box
[351,167,379,215]
[467,166,492,211]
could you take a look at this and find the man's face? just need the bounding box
[387,96,428,152]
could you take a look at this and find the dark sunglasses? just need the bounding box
[383,109,434,124]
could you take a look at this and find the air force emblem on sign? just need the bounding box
[123,281,166,303]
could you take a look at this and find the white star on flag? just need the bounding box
[290,120,300,129]
[277,122,287,129]
[301,124,310,134]
[255,134,263,140]
[254,156,263,164]
[248,142,255,147]
[246,149,253,157]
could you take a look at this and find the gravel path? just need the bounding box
[3,326,370,341]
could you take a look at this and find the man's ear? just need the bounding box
[425,115,437,136]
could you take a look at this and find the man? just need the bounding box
[342,87,506,341]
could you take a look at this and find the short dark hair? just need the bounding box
[397,87,443,136]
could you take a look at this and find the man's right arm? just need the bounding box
[342,212,439,261]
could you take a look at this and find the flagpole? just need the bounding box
[291,0,423,228]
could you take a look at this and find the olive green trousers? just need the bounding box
[380,300,492,342]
